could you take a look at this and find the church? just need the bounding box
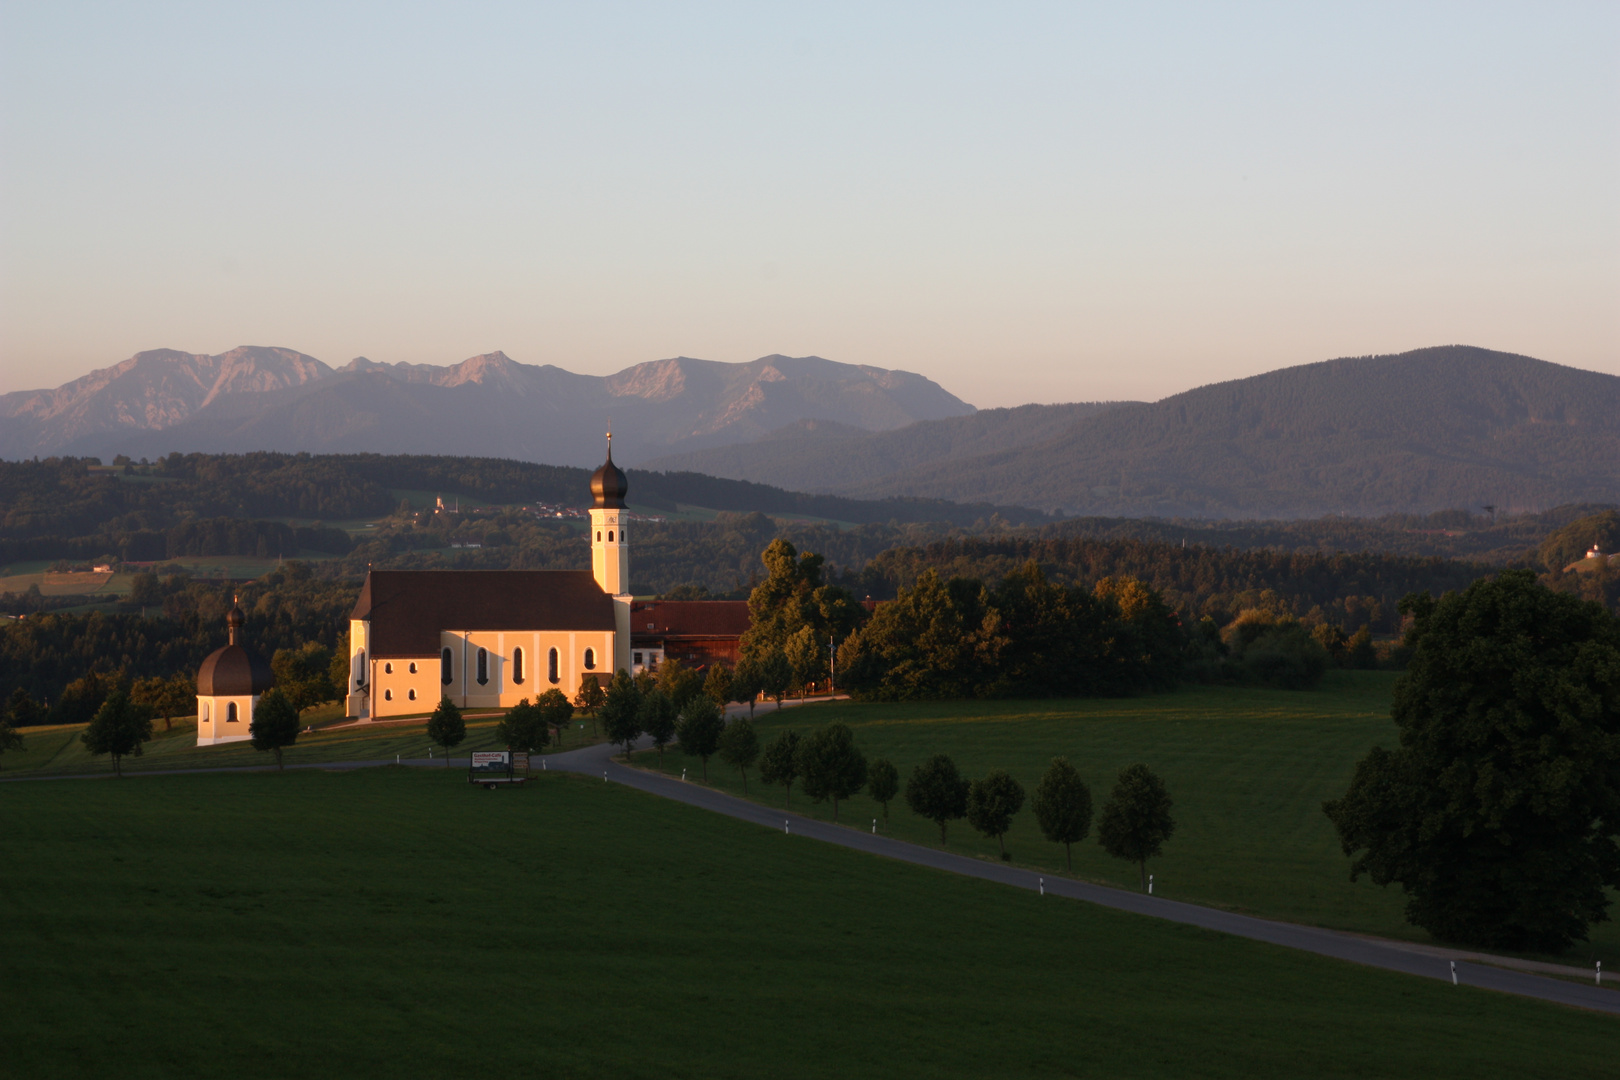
[343,442,636,720]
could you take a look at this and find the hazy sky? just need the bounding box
[2,2,1616,408]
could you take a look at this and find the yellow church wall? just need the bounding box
[360,627,618,719]
[196,694,257,746]
[371,657,441,715]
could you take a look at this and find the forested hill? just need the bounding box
[755,347,1620,518]
[0,452,1049,553]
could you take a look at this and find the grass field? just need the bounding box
[629,673,1620,966]
[1,768,1611,1079]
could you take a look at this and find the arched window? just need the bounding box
[408,688,417,701]
[356,650,366,687]
[477,647,489,685]
[595,530,601,542]
[512,647,525,685]
[409,662,418,674]
[202,703,210,722]
[548,647,559,684]
[441,647,453,685]
[226,702,238,723]
[384,688,393,701]
[583,647,596,671]
[384,662,393,674]
[608,530,614,542]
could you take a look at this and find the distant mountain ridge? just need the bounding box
[0,349,974,466]
[816,347,1620,517]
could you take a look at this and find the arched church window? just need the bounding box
[583,648,596,671]
[356,650,366,686]
[548,648,559,684]
[408,688,417,701]
[385,662,393,674]
[409,662,418,674]
[227,702,238,723]
[202,703,210,722]
[477,647,489,685]
[384,689,393,701]
[441,647,453,685]
[608,530,614,542]
[596,531,601,542]
[513,647,525,685]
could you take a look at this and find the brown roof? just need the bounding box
[198,643,274,696]
[353,570,615,657]
[629,600,751,641]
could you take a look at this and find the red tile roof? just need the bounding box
[629,600,751,640]
[353,570,615,657]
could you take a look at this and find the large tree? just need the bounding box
[497,698,551,753]
[1097,764,1176,891]
[80,689,154,777]
[655,658,705,713]
[1032,757,1093,871]
[535,688,574,748]
[739,538,862,667]
[1324,570,1620,950]
[967,769,1026,860]
[637,689,677,764]
[130,674,194,733]
[759,729,800,808]
[249,688,301,769]
[0,713,24,767]
[796,722,867,822]
[718,716,760,792]
[867,758,899,823]
[426,697,466,765]
[573,673,606,735]
[905,753,970,843]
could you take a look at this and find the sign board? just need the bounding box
[470,751,510,773]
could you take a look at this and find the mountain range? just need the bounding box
[650,346,1620,518]
[4,343,1617,519]
[0,348,973,467]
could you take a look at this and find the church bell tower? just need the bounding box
[589,435,633,673]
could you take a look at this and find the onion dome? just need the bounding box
[590,435,628,509]
[197,602,273,696]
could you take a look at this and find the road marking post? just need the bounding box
[1148,874,1153,895]
[603,770,607,782]
[872,819,876,834]
[784,820,790,834]
[682,769,687,782]
[1450,961,1458,985]
[1039,877,1044,896]
[1598,960,1603,985]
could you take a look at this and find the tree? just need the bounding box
[6,687,45,730]
[80,689,153,777]
[271,641,338,712]
[731,656,764,718]
[638,689,678,764]
[601,670,643,756]
[784,625,823,699]
[905,753,969,843]
[574,672,606,735]
[426,697,466,765]
[758,650,792,707]
[675,695,724,780]
[53,671,113,727]
[249,688,301,769]
[1097,764,1176,891]
[703,662,733,708]
[967,769,1026,860]
[131,674,194,732]
[718,716,760,792]
[759,729,800,808]
[867,758,899,823]
[655,658,705,713]
[497,698,550,752]
[1324,571,1620,950]
[796,723,867,822]
[535,688,574,748]
[1032,757,1093,871]
[0,713,23,767]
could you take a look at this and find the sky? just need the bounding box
[1,2,1616,408]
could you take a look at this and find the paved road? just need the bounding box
[548,735,1620,1017]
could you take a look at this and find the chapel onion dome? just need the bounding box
[590,437,628,509]
[197,602,274,696]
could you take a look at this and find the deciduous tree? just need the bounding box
[759,729,800,808]
[1324,571,1620,950]
[1033,757,1093,871]
[867,758,899,823]
[574,673,606,735]
[535,688,574,748]
[426,697,466,766]
[655,658,705,713]
[703,662,733,708]
[796,723,867,822]
[497,698,550,752]
[1098,764,1176,891]
[249,687,301,769]
[905,753,969,843]
[676,695,724,780]
[718,716,759,792]
[967,769,1026,859]
[601,670,643,756]
[80,688,153,777]
[638,689,677,763]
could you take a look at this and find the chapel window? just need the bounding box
[548,647,560,684]
[384,689,393,701]
[384,662,393,674]
[227,702,238,723]
[513,647,525,685]
[441,647,453,685]
[202,703,210,722]
[356,650,366,686]
[583,648,596,671]
[608,530,614,542]
[409,662,418,674]
[477,647,489,685]
[596,531,601,542]
[408,689,417,701]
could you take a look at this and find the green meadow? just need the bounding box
[1,767,1611,1079]
[632,673,1620,965]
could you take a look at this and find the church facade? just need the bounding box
[344,443,635,720]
